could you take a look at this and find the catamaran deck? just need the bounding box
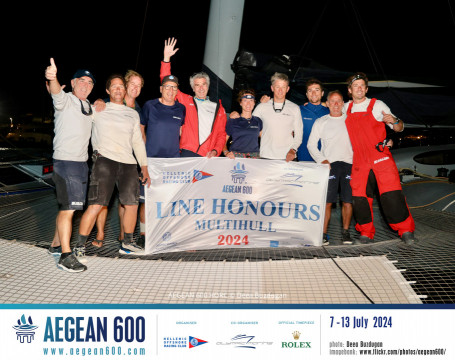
[1,183,454,304]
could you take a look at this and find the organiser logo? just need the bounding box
[189,336,208,348]
[192,170,213,183]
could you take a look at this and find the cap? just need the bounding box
[72,69,96,84]
[162,75,179,86]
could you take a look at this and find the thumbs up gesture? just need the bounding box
[45,58,57,81]
[381,110,394,125]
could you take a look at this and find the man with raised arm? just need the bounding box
[45,58,95,272]
[161,37,227,158]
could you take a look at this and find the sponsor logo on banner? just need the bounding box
[13,314,38,343]
[189,336,208,348]
[217,334,273,349]
[162,170,192,184]
[192,170,213,183]
[222,162,253,194]
[230,162,248,184]
[157,231,178,251]
[281,331,312,349]
[266,172,321,187]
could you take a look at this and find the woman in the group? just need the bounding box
[223,89,262,159]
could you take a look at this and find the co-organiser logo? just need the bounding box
[217,334,273,349]
[265,172,321,187]
[13,314,38,343]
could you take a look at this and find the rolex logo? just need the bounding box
[292,331,300,340]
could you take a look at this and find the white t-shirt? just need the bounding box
[196,99,218,145]
[307,113,353,164]
[253,99,303,159]
[343,98,400,130]
[91,102,147,166]
[52,90,93,161]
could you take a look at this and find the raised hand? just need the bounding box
[163,37,179,61]
[45,58,57,81]
[45,82,65,94]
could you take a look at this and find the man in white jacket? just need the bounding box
[307,90,353,245]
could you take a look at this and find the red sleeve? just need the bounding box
[212,102,227,156]
[160,61,171,82]
[160,61,187,104]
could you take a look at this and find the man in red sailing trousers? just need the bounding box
[344,72,416,245]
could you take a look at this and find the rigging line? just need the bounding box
[388,89,429,127]
[292,0,330,82]
[348,0,389,84]
[296,0,330,57]
[135,0,150,70]
[322,246,375,304]
[216,0,221,101]
[448,0,455,27]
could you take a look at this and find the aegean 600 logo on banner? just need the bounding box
[145,158,329,254]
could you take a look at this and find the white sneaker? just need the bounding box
[119,241,145,255]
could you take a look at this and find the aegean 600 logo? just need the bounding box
[43,316,145,342]
[13,314,38,343]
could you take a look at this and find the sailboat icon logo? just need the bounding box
[12,314,38,343]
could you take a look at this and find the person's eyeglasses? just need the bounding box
[163,84,178,91]
[79,99,93,116]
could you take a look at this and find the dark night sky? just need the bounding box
[1,0,454,123]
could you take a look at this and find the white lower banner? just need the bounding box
[1,308,453,359]
[145,158,329,254]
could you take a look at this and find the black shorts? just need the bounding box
[87,156,140,206]
[327,161,352,204]
[53,160,88,211]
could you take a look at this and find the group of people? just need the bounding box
[46,37,416,273]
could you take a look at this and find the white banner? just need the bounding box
[1,308,454,359]
[145,158,329,254]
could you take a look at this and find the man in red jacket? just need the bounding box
[161,38,227,157]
